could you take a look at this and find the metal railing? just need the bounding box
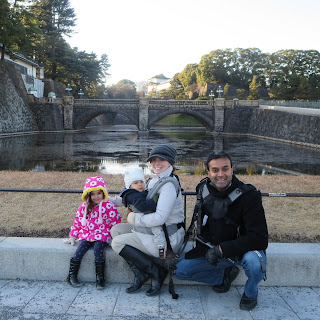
[1,188,320,220]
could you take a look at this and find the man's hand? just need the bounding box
[206,245,223,265]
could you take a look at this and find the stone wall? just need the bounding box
[224,106,320,146]
[28,102,64,131]
[224,105,256,134]
[248,108,320,145]
[0,61,38,133]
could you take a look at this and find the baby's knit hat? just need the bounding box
[147,144,177,165]
[124,167,145,189]
[81,176,108,226]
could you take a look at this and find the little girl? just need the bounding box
[64,176,121,289]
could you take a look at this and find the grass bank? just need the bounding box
[0,171,319,243]
[154,114,203,126]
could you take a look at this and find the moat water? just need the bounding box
[1,126,320,175]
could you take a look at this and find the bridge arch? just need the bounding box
[148,109,214,130]
[72,100,140,130]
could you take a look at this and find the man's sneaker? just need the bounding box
[240,292,257,311]
[212,266,240,293]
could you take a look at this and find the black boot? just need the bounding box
[125,260,149,293]
[120,245,167,296]
[120,246,150,293]
[145,264,168,297]
[95,260,106,290]
[212,266,240,293]
[67,258,82,287]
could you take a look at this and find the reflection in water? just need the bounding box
[0,126,320,175]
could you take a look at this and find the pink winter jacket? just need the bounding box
[69,200,121,244]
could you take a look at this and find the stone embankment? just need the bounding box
[0,62,38,134]
[224,105,320,147]
[1,237,320,288]
[1,62,319,147]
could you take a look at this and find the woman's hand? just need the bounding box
[127,212,136,225]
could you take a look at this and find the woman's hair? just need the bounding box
[172,165,177,174]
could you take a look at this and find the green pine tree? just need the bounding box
[248,75,260,100]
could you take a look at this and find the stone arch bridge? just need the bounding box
[62,97,259,131]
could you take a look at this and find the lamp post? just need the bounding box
[48,92,56,102]
[217,85,223,98]
[65,84,72,96]
[78,88,84,99]
[209,90,215,101]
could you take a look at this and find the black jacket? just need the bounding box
[120,189,157,213]
[185,175,268,260]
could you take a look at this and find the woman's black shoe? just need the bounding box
[145,265,168,296]
[119,245,167,296]
[125,260,149,293]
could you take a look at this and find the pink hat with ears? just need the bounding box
[81,176,108,226]
[81,176,108,202]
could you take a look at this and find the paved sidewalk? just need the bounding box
[1,279,320,320]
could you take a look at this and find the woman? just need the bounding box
[110,144,185,296]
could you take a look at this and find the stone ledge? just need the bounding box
[0,237,319,287]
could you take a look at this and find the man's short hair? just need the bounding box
[205,151,233,170]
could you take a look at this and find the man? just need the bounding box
[175,151,268,311]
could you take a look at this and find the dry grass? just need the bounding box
[0,171,319,242]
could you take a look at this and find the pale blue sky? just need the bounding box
[68,0,319,85]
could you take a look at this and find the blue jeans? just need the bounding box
[175,250,266,299]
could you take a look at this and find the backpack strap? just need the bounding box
[146,176,180,200]
[184,180,257,240]
[228,184,256,202]
[176,178,209,257]
[254,250,267,281]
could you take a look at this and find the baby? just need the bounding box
[110,167,175,259]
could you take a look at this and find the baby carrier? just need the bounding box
[137,173,184,299]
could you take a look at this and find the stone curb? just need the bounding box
[0,237,319,287]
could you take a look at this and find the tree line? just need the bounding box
[0,0,110,98]
[160,48,320,101]
[1,1,320,100]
